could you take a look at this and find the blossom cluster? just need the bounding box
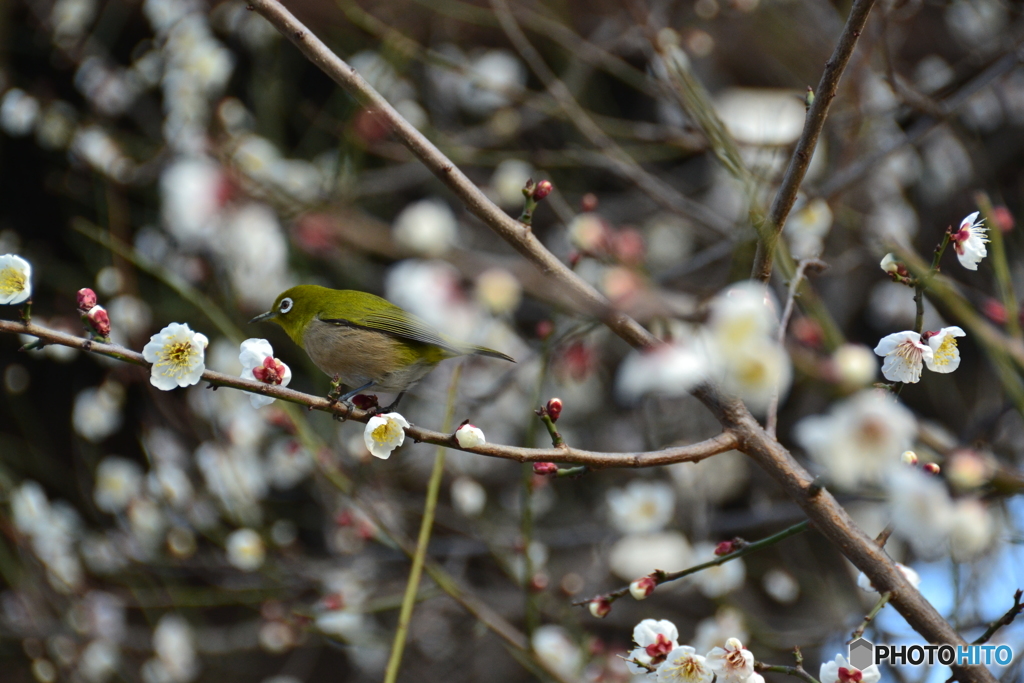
[625,621,759,683]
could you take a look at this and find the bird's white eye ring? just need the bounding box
[279,297,293,314]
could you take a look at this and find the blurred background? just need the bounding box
[1,0,1024,681]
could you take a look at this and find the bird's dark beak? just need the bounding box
[248,311,277,324]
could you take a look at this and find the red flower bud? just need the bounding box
[993,206,1015,233]
[252,356,287,385]
[87,306,111,337]
[530,572,550,592]
[533,180,553,201]
[535,320,554,340]
[922,462,941,475]
[533,462,558,475]
[351,394,379,410]
[983,299,1007,325]
[546,397,563,422]
[588,598,611,618]
[629,575,657,600]
[580,192,599,212]
[321,593,345,611]
[714,540,735,556]
[77,288,97,312]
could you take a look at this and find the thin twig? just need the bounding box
[851,592,892,641]
[382,365,462,683]
[750,0,877,282]
[488,0,733,236]
[766,258,822,437]
[0,319,736,468]
[973,589,1024,645]
[576,520,810,607]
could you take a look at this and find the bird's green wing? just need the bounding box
[318,291,465,356]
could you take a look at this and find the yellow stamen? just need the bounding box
[661,654,708,683]
[932,335,958,367]
[0,266,26,295]
[371,419,403,446]
[154,340,197,378]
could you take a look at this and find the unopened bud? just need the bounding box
[901,450,918,466]
[535,320,554,340]
[530,572,549,592]
[533,180,553,201]
[351,394,379,410]
[87,305,111,337]
[588,598,611,618]
[983,299,1007,325]
[580,192,598,212]
[880,253,900,275]
[993,205,1015,233]
[922,462,941,475]
[77,288,97,312]
[533,462,558,475]
[546,398,563,422]
[714,540,735,556]
[629,576,657,600]
[321,593,344,611]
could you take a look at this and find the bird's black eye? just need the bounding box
[279,297,293,314]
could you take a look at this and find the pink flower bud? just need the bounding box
[535,320,554,340]
[87,305,111,337]
[321,593,344,611]
[77,288,97,312]
[580,192,598,212]
[993,206,1015,233]
[983,299,1007,324]
[253,356,287,385]
[629,576,657,600]
[922,462,941,475]
[546,397,563,422]
[530,572,549,592]
[533,462,558,475]
[533,179,553,201]
[714,540,735,556]
[588,598,611,618]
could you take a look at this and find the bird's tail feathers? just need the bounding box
[469,345,515,363]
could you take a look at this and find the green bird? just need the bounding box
[249,285,514,409]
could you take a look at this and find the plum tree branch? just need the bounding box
[1,319,736,468]
[750,0,876,283]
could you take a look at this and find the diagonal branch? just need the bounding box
[750,0,877,283]
[1,320,736,468]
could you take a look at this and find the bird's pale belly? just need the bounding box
[302,320,439,393]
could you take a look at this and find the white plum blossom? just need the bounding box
[78,639,120,683]
[719,343,792,414]
[454,424,486,448]
[530,625,582,679]
[831,344,877,387]
[706,638,754,683]
[450,476,486,517]
[626,619,679,674]
[880,252,900,274]
[0,254,32,305]
[658,646,714,683]
[226,528,265,571]
[691,608,748,655]
[72,380,125,443]
[616,341,708,402]
[762,568,800,604]
[690,542,746,598]
[159,156,225,246]
[784,197,833,259]
[475,267,522,314]
[152,614,199,683]
[143,323,209,390]
[458,49,527,115]
[857,562,921,592]
[923,326,965,373]
[238,338,292,408]
[951,211,988,270]
[948,498,997,560]
[819,654,881,683]
[609,531,692,581]
[707,281,778,351]
[606,480,675,534]
[392,199,457,257]
[886,466,956,558]
[874,331,932,383]
[794,390,916,489]
[363,412,410,459]
[93,457,143,514]
[489,159,533,208]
